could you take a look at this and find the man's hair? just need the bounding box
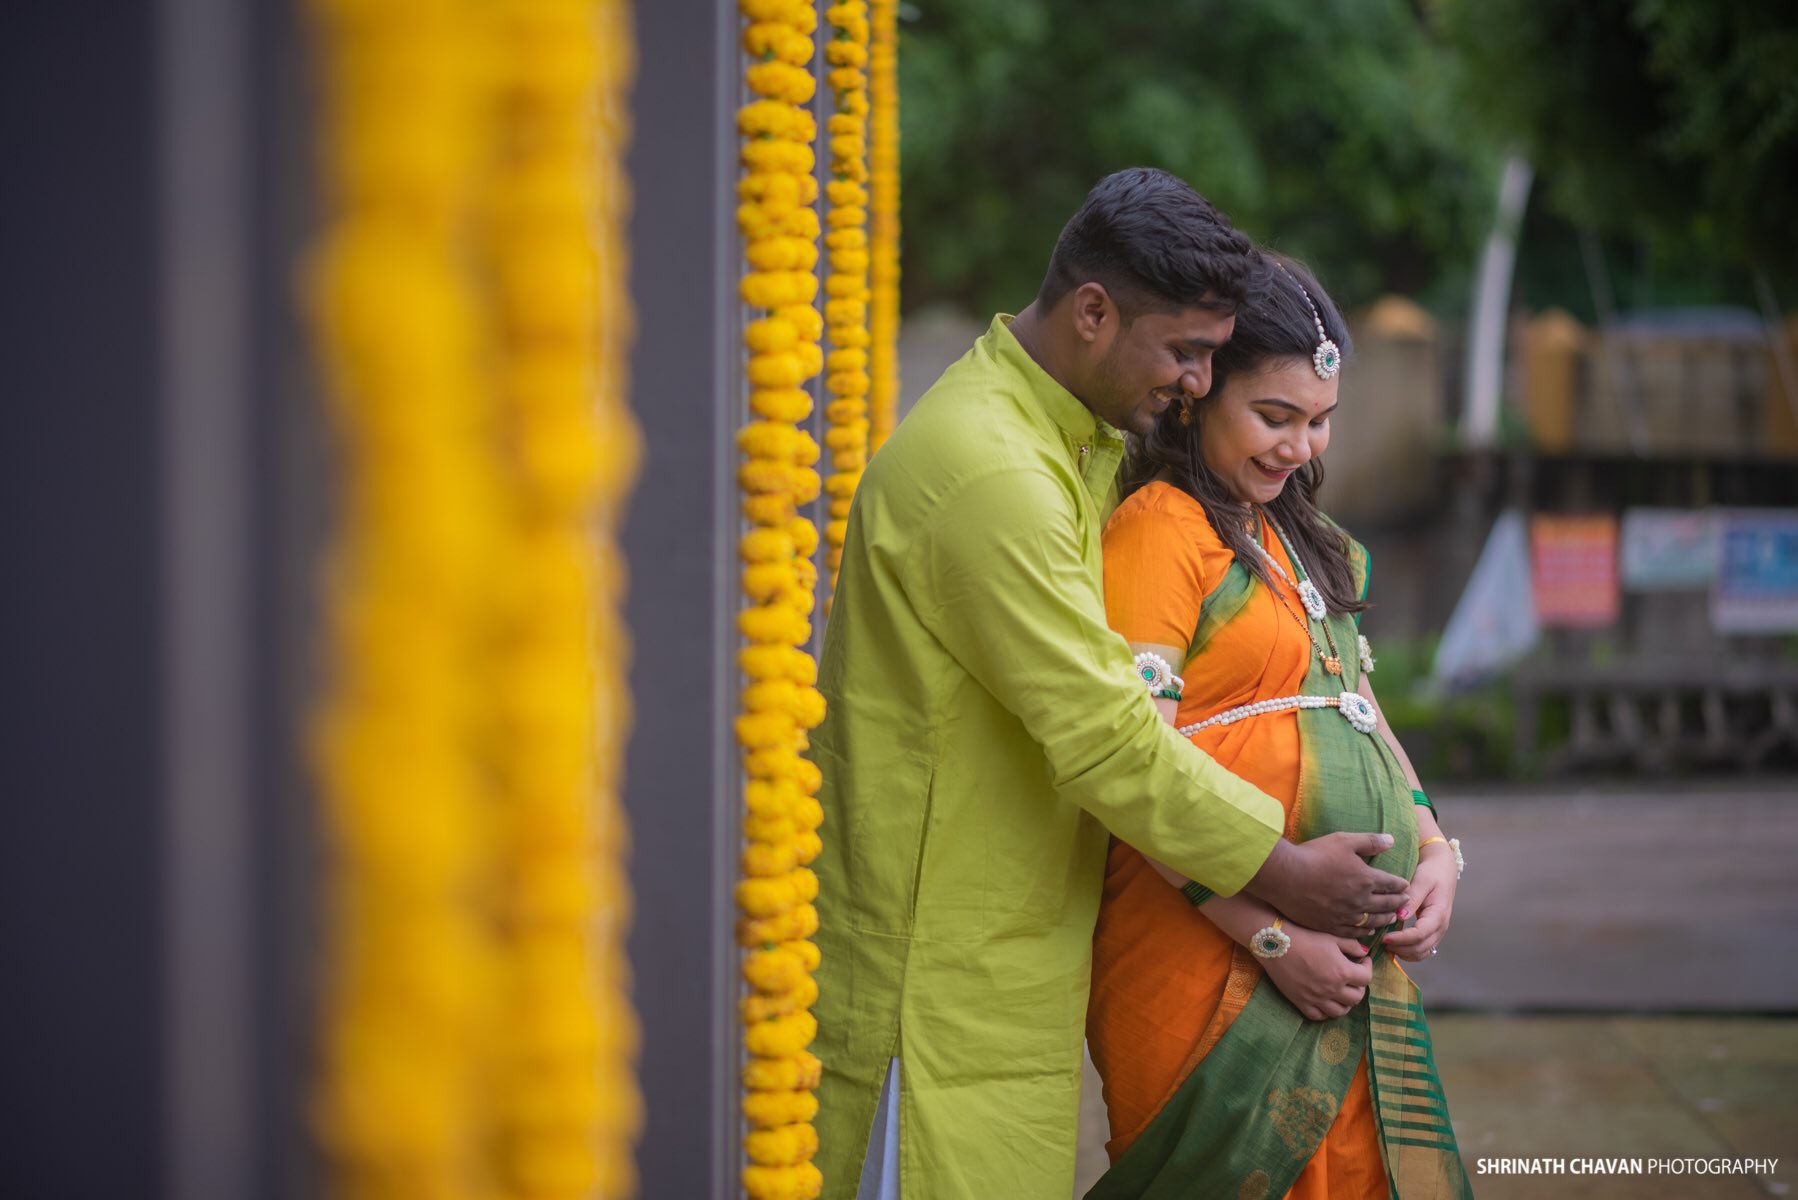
[1036,167,1257,317]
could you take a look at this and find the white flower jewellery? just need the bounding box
[1276,260,1340,381]
[1133,651,1184,701]
[1178,690,1377,737]
[1358,635,1375,674]
[1249,512,1356,675]
[1248,530,1327,622]
[1250,918,1291,960]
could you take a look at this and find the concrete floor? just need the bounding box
[1071,783,1798,1197]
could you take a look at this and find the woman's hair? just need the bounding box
[1037,168,1257,318]
[1119,253,1366,614]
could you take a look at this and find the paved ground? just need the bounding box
[1071,783,1798,1197]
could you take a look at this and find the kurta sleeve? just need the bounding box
[908,467,1283,894]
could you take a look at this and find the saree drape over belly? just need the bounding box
[1088,483,1471,1200]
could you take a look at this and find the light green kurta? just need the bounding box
[809,316,1285,1199]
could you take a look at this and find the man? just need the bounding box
[809,168,1409,1199]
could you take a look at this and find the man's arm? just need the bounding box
[910,466,1281,893]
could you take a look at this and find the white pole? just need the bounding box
[1460,153,1534,450]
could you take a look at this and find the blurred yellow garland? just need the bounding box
[820,2,872,601]
[736,1,828,1198]
[867,0,900,451]
[306,0,641,1196]
[485,2,643,1198]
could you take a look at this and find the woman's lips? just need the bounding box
[1252,458,1295,479]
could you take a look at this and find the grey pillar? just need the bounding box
[623,1,743,1194]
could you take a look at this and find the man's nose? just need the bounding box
[1179,363,1210,398]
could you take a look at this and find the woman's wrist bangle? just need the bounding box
[1418,835,1465,880]
[1411,788,1435,815]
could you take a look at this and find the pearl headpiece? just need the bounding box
[1276,262,1340,381]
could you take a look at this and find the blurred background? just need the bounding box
[4,0,1795,1197]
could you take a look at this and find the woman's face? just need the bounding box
[1196,356,1338,505]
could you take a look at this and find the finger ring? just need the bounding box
[1354,912,1369,928]
[1430,948,1438,956]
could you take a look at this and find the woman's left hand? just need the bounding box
[1381,847,1456,962]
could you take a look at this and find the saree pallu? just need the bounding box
[1091,486,1470,1200]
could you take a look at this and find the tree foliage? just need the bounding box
[897,0,1501,316]
[1436,0,1797,287]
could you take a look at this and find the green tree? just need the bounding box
[897,0,1501,316]
[1439,0,1798,290]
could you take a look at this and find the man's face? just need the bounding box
[1083,305,1236,437]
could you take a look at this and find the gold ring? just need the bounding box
[1354,912,1369,928]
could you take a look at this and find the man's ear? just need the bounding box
[1070,281,1116,345]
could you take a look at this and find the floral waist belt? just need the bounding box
[1177,690,1377,738]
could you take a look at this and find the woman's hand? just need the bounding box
[1382,845,1456,962]
[1262,924,1373,1021]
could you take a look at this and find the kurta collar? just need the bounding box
[988,314,1120,447]
[988,314,1126,508]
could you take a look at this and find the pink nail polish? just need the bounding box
[1397,908,1411,921]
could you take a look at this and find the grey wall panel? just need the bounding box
[623,0,741,1193]
[0,6,166,1196]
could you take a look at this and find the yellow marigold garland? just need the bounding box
[737,2,827,1198]
[485,2,643,1198]
[820,2,873,602]
[307,1,642,1197]
[867,0,900,451]
[305,0,498,1195]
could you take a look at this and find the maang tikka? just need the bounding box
[1276,262,1340,381]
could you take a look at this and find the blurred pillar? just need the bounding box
[622,0,743,1193]
[1519,309,1586,455]
[1329,295,1441,527]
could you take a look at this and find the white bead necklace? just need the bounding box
[1248,513,1343,676]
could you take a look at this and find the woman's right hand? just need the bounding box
[1261,925,1372,1021]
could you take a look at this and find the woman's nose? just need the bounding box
[1278,432,1313,464]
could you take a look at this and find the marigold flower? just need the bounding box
[787,517,820,557]
[743,1086,821,1127]
[741,527,797,563]
[739,644,818,685]
[774,303,823,342]
[742,1051,823,1092]
[743,493,798,527]
[743,1011,817,1059]
[749,387,814,423]
[745,1122,819,1167]
[742,1161,823,1200]
[826,41,869,69]
[747,62,817,105]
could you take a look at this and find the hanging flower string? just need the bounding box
[866,0,900,452]
[819,2,873,603]
[485,1,643,1196]
[736,2,828,1197]
[305,0,498,1194]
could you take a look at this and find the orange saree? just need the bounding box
[1090,481,1389,1198]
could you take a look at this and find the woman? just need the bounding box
[1086,256,1471,1199]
